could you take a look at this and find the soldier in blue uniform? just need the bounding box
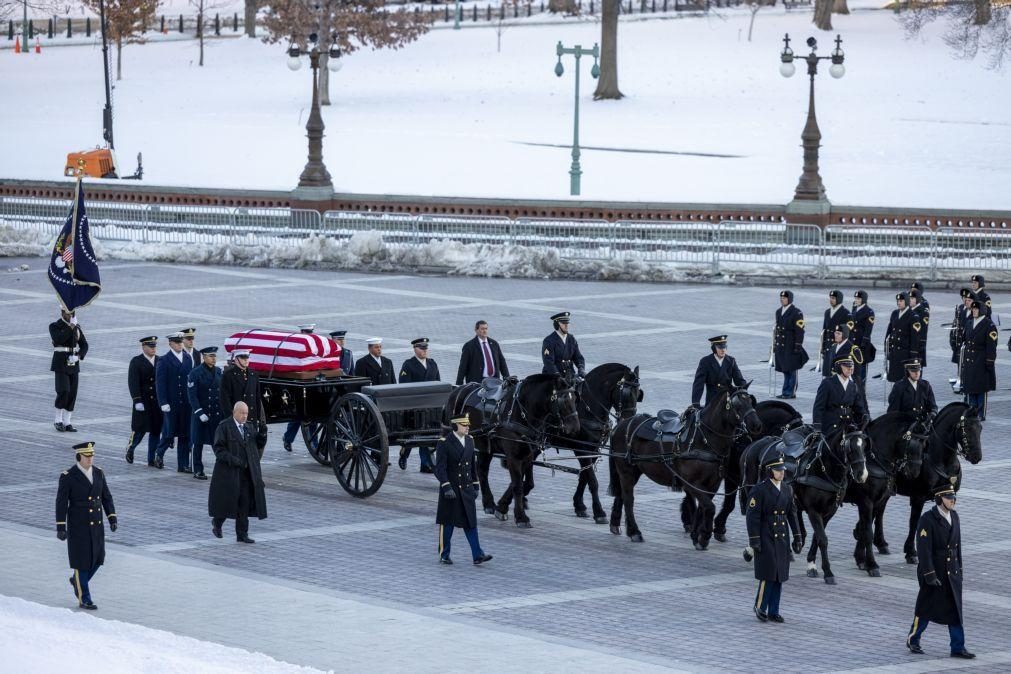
[909,289,930,369]
[745,452,802,623]
[329,330,355,375]
[187,346,223,480]
[850,290,876,383]
[56,441,117,610]
[970,275,991,318]
[398,338,442,473]
[812,354,869,436]
[819,290,851,375]
[691,335,746,408]
[50,309,89,432]
[282,324,318,452]
[435,415,492,566]
[961,300,997,421]
[181,327,199,367]
[126,336,161,465]
[887,359,937,421]
[906,486,974,659]
[541,311,585,381]
[155,333,193,471]
[885,292,919,383]
[773,290,808,399]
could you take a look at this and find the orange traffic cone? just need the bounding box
[35,37,41,53]
[14,36,20,54]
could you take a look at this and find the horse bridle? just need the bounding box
[924,412,977,486]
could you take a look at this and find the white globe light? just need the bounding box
[779,61,796,78]
[328,57,342,72]
[287,55,302,71]
[829,63,845,79]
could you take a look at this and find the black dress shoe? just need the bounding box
[754,607,769,622]
[439,557,453,565]
[420,465,434,474]
[194,472,208,480]
[147,460,156,467]
[473,554,493,565]
[951,651,976,659]
[907,642,924,655]
[212,524,222,539]
[177,467,193,474]
[155,456,164,469]
[54,422,65,432]
[398,450,408,471]
[125,449,134,464]
[768,614,785,623]
[80,601,97,610]
[283,441,293,452]
[63,424,78,432]
[237,535,255,544]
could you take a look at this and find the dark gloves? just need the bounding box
[926,574,943,587]
[110,521,118,532]
[792,535,803,554]
[793,346,803,354]
[57,530,67,541]
[441,484,457,500]
[752,544,762,555]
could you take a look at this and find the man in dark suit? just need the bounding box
[56,441,117,610]
[906,486,973,658]
[155,333,192,471]
[542,311,585,380]
[50,309,89,432]
[126,336,161,464]
[456,320,510,385]
[398,337,441,472]
[691,335,746,408]
[773,290,808,399]
[354,337,396,385]
[888,359,938,421]
[435,415,492,566]
[209,401,267,543]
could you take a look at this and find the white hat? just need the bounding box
[232,349,251,358]
[366,337,383,346]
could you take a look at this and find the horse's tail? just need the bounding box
[739,483,748,516]
[607,454,618,497]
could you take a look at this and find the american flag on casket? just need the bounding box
[224,330,343,373]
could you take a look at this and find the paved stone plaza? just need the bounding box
[1,259,1010,672]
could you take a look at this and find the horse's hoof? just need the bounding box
[575,509,588,519]
[630,533,643,543]
[856,562,866,571]
[516,521,532,529]
[877,545,891,555]
[694,542,708,551]
[868,568,881,578]
[494,511,508,521]
[682,526,692,535]
[714,532,726,543]
[806,569,819,578]
[594,516,609,525]
[824,576,836,585]
[484,507,496,515]
[610,525,621,535]
[905,555,918,565]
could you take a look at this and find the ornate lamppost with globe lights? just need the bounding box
[554,41,600,197]
[288,31,343,191]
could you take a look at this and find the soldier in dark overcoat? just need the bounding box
[773,290,808,399]
[691,335,746,407]
[219,349,267,454]
[850,290,876,383]
[888,359,938,421]
[50,309,89,432]
[961,300,997,421]
[126,336,161,464]
[188,346,223,480]
[909,289,930,368]
[970,274,991,318]
[329,330,355,375]
[906,486,974,658]
[745,452,802,622]
[398,338,442,473]
[822,324,864,379]
[209,401,267,542]
[354,338,397,385]
[910,282,931,314]
[56,441,117,610]
[820,290,851,374]
[435,415,492,566]
[154,333,193,470]
[542,311,585,380]
[950,289,974,365]
[813,354,869,436]
[885,292,919,383]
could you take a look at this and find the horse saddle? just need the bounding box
[478,377,507,401]
[781,425,818,461]
[633,409,683,443]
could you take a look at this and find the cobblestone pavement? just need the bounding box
[2,259,1010,672]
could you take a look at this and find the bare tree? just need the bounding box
[746,0,774,41]
[244,0,259,36]
[191,0,230,66]
[83,0,159,80]
[549,0,578,13]
[898,0,1010,69]
[813,0,833,30]
[261,0,433,105]
[592,0,623,99]
[833,0,849,15]
[494,0,527,53]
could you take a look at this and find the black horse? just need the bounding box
[549,363,642,523]
[884,402,984,564]
[608,384,762,550]
[845,412,927,577]
[445,373,580,527]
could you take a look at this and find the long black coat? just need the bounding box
[434,433,479,529]
[914,506,963,625]
[962,316,997,394]
[128,353,161,434]
[691,353,745,406]
[56,465,116,571]
[208,419,267,520]
[812,375,869,435]
[188,364,223,446]
[950,305,972,364]
[911,304,930,367]
[49,319,89,373]
[974,289,992,317]
[354,355,396,385]
[219,365,263,417]
[399,357,441,383]
[746,479,800,582]
[542,331,585,376]
[774,305,808,373]
[850,305,876,364]
[887,378,938,419]
[822,339,864,377]
[456,336,510,385]
[885,309,918,382]
[820,306,851,359]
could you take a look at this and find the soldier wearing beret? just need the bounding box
[888,359,938,422]
[691,335,746,408]
[56,442,117,610]
[885,292,918,383]
[906,486,974,659]
[126,336,161,465]
[187,346,223,480]
[398,338,441,473]
[813,354,869,436]
[435,415,492,566]
[745,452,802,623]
[50,308,89,432]
[850,290,876,383]
[961,300,997,421]
[773,290,808,399]
[541,312,585,382]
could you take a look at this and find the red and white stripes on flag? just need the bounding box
[224,330,344,373]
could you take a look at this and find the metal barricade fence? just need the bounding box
[823,225,934,278]
[715,221,822,275]
[934,228,1011,275]
[511,218,612,260]
[612,220,716,266]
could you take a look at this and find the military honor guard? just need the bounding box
[50,309,89,432]
[126,336,161,464]
[970,275,991,317]
[541,311,585,380]
[691,335,746,408]
[950,288,974,366]
[773,290,808,399]
[823,323,863,379]
[435,415,492,566]
[354,337,397,385]
[219,349,267,453]
[885,292,918,383]
[282,324,319,452]
[888,359,938,421]
[850,290,876,383]
[906,486,974,659]
[909,289,930,368]
[456,320,510,385]
[187,346,223,480]
[56,441,117,610]
[398,338,441,473]
[911,282,931,314]
[209,402,267,543]
[745,452,802,623]
[329,330,355,375]
[155,333,193,470]
[820,290,851,374]
[961,300,997,421]
[181,327,198,365]
[812,353,869,436]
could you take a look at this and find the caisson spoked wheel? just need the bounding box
[330,393,390,498]
[300,421,330,466]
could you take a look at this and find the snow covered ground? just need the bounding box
[2,5,1009,209]
[0,594,323,673]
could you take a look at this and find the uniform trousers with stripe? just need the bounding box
[907,616,965,653]
[438,524,483,561]
[755,580,783,615]
[72,566,98,604]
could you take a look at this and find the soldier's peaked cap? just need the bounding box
[411,337,430,347]
[166,332,184,342]
[764,452,786,469]
[833,353,855,367]
[903,358,922,370]
[139,335,158,345]
[934,485,957,498]
[199,346,218,355]
[233,349,251,358]
[180,328,196,337]
[551,312,571,323]
[709,335,728,346]
[298,323,316,333]
[329,330,347,338]
[451,415,471,426]
[366,337,383,346]
[73,441,96,456]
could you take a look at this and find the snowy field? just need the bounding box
[2,6,1010,209]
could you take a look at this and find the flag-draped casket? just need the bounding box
[224,330,343,373]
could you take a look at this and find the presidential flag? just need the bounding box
[48,180,101,311]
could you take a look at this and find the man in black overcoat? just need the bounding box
[691,335,746,408]
[961,300,997,421]
[906,486,974,658]
[398,337,441,473]
[209,401,267,543]
[745,452,802,623]
[50,309,89,432]
[126,336,161,464]
[354,338,397,385]
[541,311,585,381]
[885,292,918,383]
[812,354,869,436]
[435,415,492,566]
[820,290,851,374]
[219,349,266,453]
[56,441,117,609]
[773,290,808,399]
[970,274,991,318]
[850,290,876,383]
[456,320,510,385]
[887,359,938,421]
[909,289,930,368]
[188,346,223,480]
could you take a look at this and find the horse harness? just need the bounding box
[924,413,973,490]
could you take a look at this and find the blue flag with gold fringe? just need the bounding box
[48,180,101,311]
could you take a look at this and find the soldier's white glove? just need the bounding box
[161,404,171,413]
[199,414,209,423]
[134,402,144,411]
[66,355,78,365]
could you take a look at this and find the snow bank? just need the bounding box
[0,594,324,673]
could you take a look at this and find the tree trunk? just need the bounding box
[973,0,991,25]
[832,0,849,14]
[593,0,623,99]
[813,0,833,30]
[198,10,204,66]
[747,5,759,41]
[319,53,331,106]
[116,38,122,80]
[244,0,257,37]
[548,0,577,13]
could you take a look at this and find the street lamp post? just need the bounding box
[287,31,342,191]
[779,34,845,208]
[454,0,461,29]
[554,41,599,196]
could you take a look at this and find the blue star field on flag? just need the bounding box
[48,180,102,311]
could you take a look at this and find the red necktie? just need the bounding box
[482,341,495,377]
